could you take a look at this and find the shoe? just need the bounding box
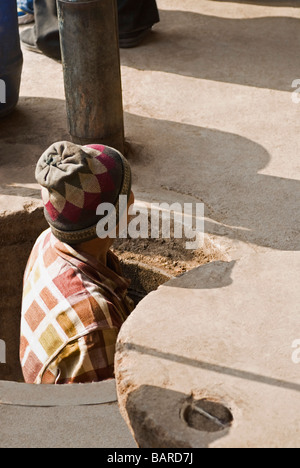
[18,8,34,25]
[119,27,152,49]
[20,28,42,54]
[20,28,62,61]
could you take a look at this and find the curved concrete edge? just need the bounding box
[0,379,137,448]
[121,259,173,291]
[0,378,117,407]
[115,252,300,448]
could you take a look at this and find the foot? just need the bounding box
[20,28,42,54]
[18,9,35,25]
[119,27,152,49]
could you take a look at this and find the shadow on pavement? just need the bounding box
[1,97,299,251]
[121,9,300,91]
[125,112,300,251]
[126,384,231,448]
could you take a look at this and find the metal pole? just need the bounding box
[0,0,23,118]
[57,0,125,154]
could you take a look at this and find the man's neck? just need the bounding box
[76,237,114,266]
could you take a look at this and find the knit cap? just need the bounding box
[36,141,132,244]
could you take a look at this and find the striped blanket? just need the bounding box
[20,229,133,384]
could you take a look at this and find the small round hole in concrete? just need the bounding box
[182,399,233,433]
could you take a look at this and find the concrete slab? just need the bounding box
[115,252,300,448]
[113,0,300,448]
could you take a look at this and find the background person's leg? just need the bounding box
[21,0,160,59]
[20,0,61,60]
[35,0,61,60]
[18,0,34,13]
[118,0,159,34]
[18,0,35,24]
[118,0,160,47]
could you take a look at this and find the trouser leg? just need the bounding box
[23,0,160,59]
[117,0,160,35]
[17,0,34,14]
[34,0,60,60]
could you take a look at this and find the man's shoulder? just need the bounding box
[31,228,52,252]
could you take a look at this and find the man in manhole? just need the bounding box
[20,141,135,384]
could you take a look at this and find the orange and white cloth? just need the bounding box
[20,229,133,384]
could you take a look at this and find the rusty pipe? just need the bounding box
[57,0,125,153]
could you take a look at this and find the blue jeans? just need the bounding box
[17,0,34,14]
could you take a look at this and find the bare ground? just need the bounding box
[112,236,220,276]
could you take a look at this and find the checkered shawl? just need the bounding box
[20,229,134,384]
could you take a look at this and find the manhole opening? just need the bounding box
[0,212,227,382]
[114,232,227,306]
[0,257,170,382]
[113,216,226,279]
[182,399,234,433]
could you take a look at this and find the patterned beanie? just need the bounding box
[36,141,132,244]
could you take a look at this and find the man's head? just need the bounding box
[36,141,132,245]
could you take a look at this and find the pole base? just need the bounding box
[70,132,125,156]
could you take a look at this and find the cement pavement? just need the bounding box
[0,0,299,448]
